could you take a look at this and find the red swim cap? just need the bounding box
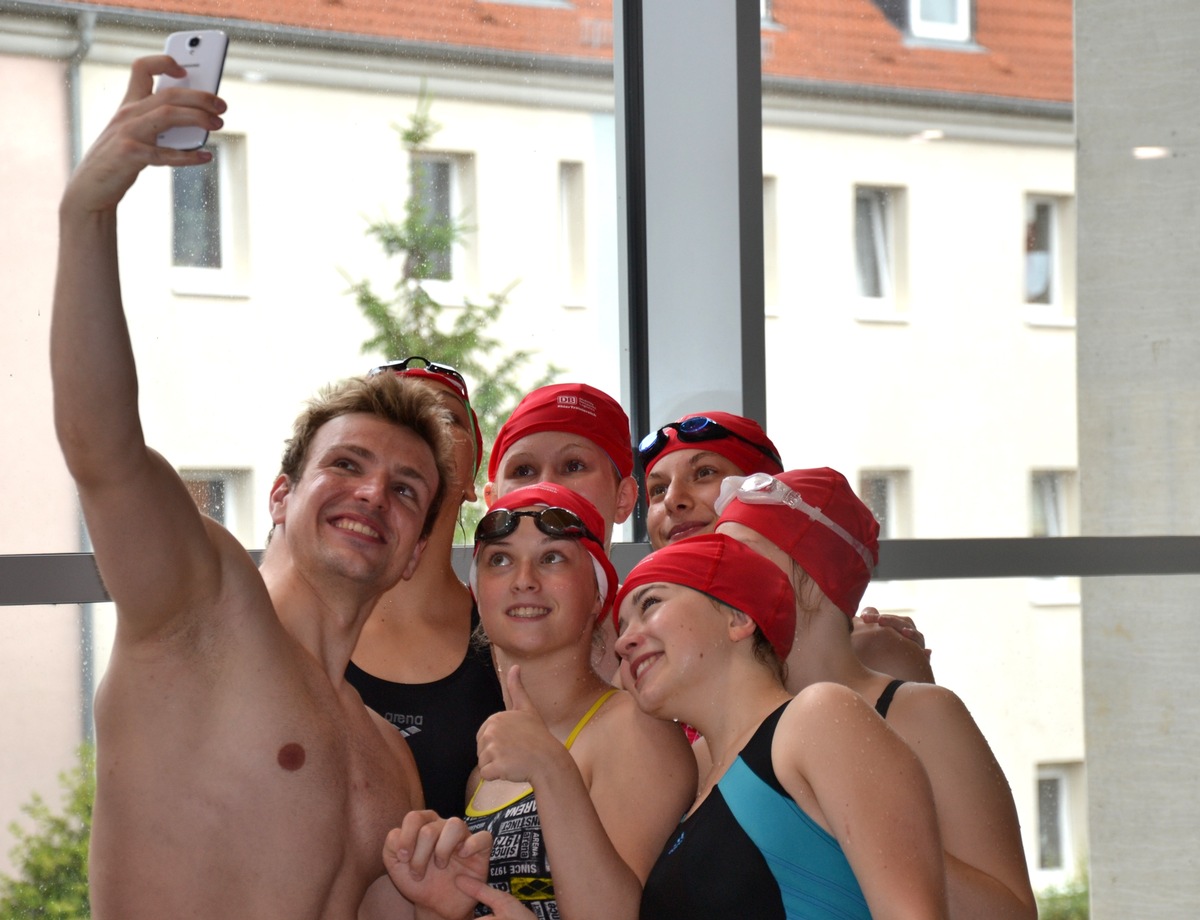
[716,468,879,617]
[614,533,795,660]
[489,383,634,481]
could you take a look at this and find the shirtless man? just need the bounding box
[53,56,455,919]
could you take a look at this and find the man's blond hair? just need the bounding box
[279,374,454,536]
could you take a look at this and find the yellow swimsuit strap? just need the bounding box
[564,688,618,750]
[465,688,619,816]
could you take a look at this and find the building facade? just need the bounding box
[0,0,1084,894]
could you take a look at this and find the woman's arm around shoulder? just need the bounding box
[774,682,949,920]
[884,682,1037,920]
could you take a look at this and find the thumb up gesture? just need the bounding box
[476,666,571,786]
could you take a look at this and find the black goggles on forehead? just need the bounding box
[475,507,603,547]
[369,356,469,399]
[637,416,783,469]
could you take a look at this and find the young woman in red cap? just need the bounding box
[485,383,641,682]
[381,482,695,920]
[714,468,1036,920]
[638,411,784,551]
[639,411,934,684]
[613,533,948,920]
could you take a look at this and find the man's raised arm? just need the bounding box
[51,56,230,637]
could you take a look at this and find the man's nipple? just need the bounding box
[277,742,306,771]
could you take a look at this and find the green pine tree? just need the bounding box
[0,745,93,919]
[346,90,561,536]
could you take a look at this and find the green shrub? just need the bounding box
[0,745,93,919]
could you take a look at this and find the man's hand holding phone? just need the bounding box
[155,30,228,150]
[62,54,226,216]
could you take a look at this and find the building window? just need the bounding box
[1031,470,1080,603]
[854,186,899,303]
[859,469,911,539]
[170,135,249,295]
[1026,195,1065,306]
[181,470,252,544]
[1038,772,1065,869]
[410,155,454,280]
[409,152,476,290]
[172,149,221,268]
[1036,762,1085,887]
[559,161,586,307]
[1031,470,1077,538]
[909,0,971,42]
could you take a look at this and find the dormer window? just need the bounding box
[909,0,972,42]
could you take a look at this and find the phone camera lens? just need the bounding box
[188,36,201,48]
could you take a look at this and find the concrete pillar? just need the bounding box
[1076,0,1200,914]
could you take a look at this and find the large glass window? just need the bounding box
[0,0,619,878]
[6,1,1199,912]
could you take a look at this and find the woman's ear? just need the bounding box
[482,480,498,508]
[725,606,758,645]
[613,475,640,525]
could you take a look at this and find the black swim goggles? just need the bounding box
[637,416,783,469]
[475,507,603,547]
[369,355,469,402]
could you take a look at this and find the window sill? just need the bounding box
[1027,577,1081,607]
[854,304,909,326]
[1024,310,1076,330]
[903,36,982,53]
[170,268,251,300]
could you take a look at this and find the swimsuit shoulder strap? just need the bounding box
[564,688,618,750]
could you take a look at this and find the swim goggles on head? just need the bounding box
[369,355,470,403]
[715,473,876,572]
[475,506,603,547]
[637,416,783,469]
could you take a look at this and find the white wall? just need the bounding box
[0,50,86,874]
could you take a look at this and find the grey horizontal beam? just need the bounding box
[4,536,1200,607]
[873,536,1200,580]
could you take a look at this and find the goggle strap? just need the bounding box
[717,474,875,573]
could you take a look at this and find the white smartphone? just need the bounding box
[155,29,229,150]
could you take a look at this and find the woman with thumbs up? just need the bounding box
[383,482,695,920]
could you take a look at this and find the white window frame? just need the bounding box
[854,185,907,319]
[180,469,254,547]
[1025,196,1058,306]
[1030,470,1081,605]
[858,469,914,611]
[1035,764,1077,890]
[1024,193,1076,326]
[170,134,250,298]
[909,0,972,43]
[558,160,587,308]
[410,151,478,304]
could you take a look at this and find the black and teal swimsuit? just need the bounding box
[640,702,872,920]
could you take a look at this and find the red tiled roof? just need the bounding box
[761,0,1072,102]
[72,0,1072,104]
